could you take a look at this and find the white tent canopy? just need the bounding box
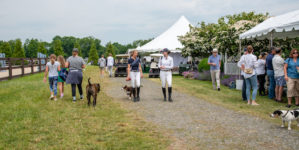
[240,9,299,40]
[135,16,192,53]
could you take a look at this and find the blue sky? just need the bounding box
[0,0,299,45]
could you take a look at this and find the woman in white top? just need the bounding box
[238,45,259,105]
[256,52,267,96]
[43,54,61,101]
[158,48,174,102]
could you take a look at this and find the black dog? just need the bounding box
[86,78,100,107]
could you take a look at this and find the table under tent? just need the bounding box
[131,16,192,74]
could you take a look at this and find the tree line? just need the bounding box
[0,36,152,64]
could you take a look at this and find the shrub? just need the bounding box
[198,58,210,72]
[183,71,199,79]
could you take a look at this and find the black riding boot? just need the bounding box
[162,88,166,101]
[132,88,137,102]
[137,87,140,101]
[168,87,173,102]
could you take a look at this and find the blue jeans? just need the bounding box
[242,75,247,100]
[245,75,258,101]
[267,70,276,99]
[49,76,58,96]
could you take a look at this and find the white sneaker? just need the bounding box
[50,95,54,100]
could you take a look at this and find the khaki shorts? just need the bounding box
[287,78,299,97]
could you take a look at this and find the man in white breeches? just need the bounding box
[159,48,174,102]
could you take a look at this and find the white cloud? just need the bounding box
[0,0,299,44]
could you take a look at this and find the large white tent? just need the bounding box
[239,9,299,46]
[134,16,192,67]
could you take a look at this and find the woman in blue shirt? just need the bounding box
[126,50,143,102]
[284,48,299,107]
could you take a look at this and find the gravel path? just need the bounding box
[105,77,299,150]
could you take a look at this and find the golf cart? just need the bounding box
[148,53,163,78]
[114,54,129,77]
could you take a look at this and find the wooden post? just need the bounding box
[21,58,24,76]
[38,58,42,72]
[31,58,34,74]
[8,58,12,80]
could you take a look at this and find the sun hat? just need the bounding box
[212,48,218,53]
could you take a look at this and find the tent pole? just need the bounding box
[270,31,273,47]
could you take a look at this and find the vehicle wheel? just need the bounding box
[115,74,118,77]
[149,75,152,78]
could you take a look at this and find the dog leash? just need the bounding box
[282,110,289,118]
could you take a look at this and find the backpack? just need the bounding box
[59,68,68,81]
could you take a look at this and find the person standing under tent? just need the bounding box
[208,48,221,91]
[126,50,143,102]
[159,48,174,102]
[238,45,259,105]
[65,48,86,102]
[284,48,299,108]
[43,54,60,101]
[98,54,106,77]
[266,47,276,99]
[272,48,285,103]
[107,53,114,77]
[240,48,248,101]
[256,52,267,96]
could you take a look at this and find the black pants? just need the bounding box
[257,74,266,95]
[71,84,83,97]
[242,75,247,100]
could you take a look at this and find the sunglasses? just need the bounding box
[293,52,298,54]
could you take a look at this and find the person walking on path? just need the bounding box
[241,48,248,101]
[266,47,276,99]
[57,55,67,98]
[284,48,299,108]
[208,48,221,91]
[256,52,267,96]
[159,48,174,102]
[43,54,60,101]
[272,48,285,103]
[126,50,143,102]
[238,45,259,105]
[107,53,114,77]
[98,54,106,77]
[65,48,86,102]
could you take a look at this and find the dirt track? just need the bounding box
[105,77,299,150]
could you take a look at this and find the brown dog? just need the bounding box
[122,85,133,100]
[86,78,100,107]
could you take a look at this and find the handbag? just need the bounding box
[244,68,253,74]
[244,55,253,74]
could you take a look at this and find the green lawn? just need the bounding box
[0,66,169,149]
[150,76,299,130]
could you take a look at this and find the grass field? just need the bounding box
[150,75,299,130]
[0,66,169,149]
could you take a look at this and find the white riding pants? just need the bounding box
[130,71,140,88]
[160,71,172,88]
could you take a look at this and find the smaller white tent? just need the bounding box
[134,16,192,67]
[240,9,299,41]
